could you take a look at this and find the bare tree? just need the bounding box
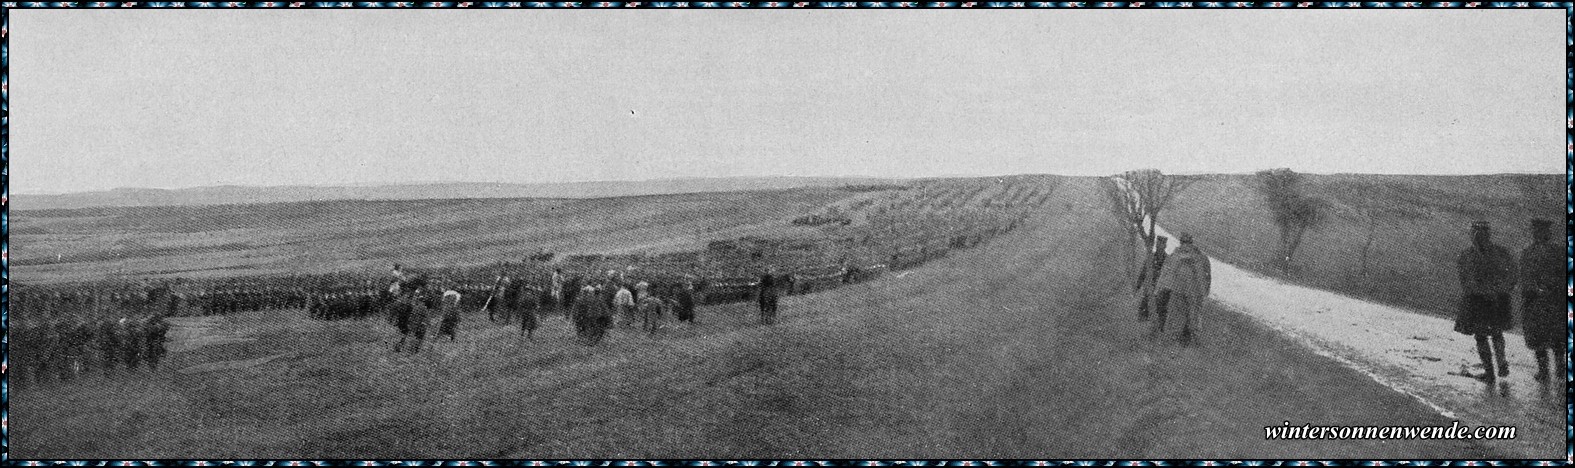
[1341,182,1427,281]
[1256,168,1327,273]
[1105,169,1196,281]
[1101,178,1145,282]
[1121,169,1197,252]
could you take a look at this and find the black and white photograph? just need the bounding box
[4,8,1568,460]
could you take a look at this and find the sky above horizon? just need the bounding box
[12,9,1566,194]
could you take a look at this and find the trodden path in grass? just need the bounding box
[12,178,1516,459]
[1148,224,1565,459]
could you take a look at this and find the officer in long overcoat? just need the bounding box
[1518,218,1562,382]
[1455,221,1517,383]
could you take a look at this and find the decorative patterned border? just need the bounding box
[0,3,1569,465]
[0,1,1566,5]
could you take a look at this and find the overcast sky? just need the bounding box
[11,9,1566,193]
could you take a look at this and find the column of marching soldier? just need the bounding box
[10,207,1037,383]
[11,312,171,385]
[9,285,341,387]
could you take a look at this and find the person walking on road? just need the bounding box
[1454,221,1517,383]
[1518,218,1562,382]
[1136,236,1169,322]
[1150,233,1211,345]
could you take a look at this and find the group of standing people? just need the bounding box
[1453,218,1564,383]
[384,265,753,351]
[569,271,704,346]
[1128,219,1564,385]
[384,265,497,354]
[11,313,171,385]
[1135,232,1213,346]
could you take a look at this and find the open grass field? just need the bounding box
[1162,173,1564,319]
[11,188,861,285]
[14,178,1518,459]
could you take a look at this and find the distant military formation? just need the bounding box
[9,183,1046,383]
[10,313,170,386]
[6,254,888,384]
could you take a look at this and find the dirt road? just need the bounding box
[14,178,1518,459]
[1147,225,1563,459]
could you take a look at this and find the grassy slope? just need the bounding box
[12,189,853,284]
[12,178,1516,458]
[1163,173,1563,319]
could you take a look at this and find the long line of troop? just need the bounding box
[10,313,171,385]
[381,266,786,353]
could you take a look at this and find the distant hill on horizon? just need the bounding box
[13,176,909,210]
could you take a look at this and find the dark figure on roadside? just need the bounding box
[144,314,170,370]
[1518,218,1562,382]
[758,271,780,325]
[1149,233,1211,345]
[1135,236,1169,321]
[392,276,434,354]
[675,282,698,324]
[1455,221,1517,383]
[437,289,463,342]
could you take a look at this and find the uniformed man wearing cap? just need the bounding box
[1136,236,1170,322]
[1150,232,1211,345]
[1454,220,1517,383]
[1518,218,1563,382]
